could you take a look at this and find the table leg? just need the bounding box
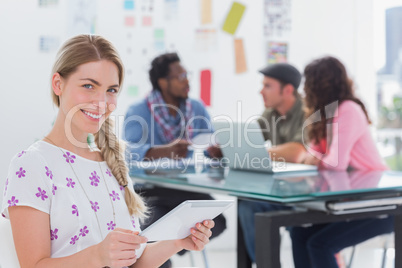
[395,213,402,267]
[237,207,252,268]
[255,212,281,268]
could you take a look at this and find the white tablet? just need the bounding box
[140,200,234,241]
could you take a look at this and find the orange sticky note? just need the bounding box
[201,0,212,24]
[234,39,247,74]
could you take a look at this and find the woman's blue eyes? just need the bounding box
[107,88,119,93]
[82,84,118,93]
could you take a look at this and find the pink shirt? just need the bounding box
[308,100,388,171]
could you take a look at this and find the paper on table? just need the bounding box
[188,133,214,150]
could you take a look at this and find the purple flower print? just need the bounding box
[63,152,76,164]
[45,166,53,180]
[17,151,25,157]
[72,204,79,216]
[107,221,116,231]
[16,167,26,178]
[106,169,112,177]
[52,184,57,195]
[109,191,120,201]
[120,185,125,192]
[79,226,89,237]
[8,196,19,207]
[90,201,99,212]
[89,171,100,187]
[70,235,79,245]
[50,228,58,240]
[66,177,75,188]
[35,187,48,201]
[131,219,136,229]
[4,178,9,196]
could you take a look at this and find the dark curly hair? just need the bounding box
[149,52,180,91]
[303,56,371,144]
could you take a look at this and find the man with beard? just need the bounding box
[124,53,226,268]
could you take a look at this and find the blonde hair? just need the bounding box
[51,34,147,217]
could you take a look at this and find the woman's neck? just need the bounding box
[45,115,101,161]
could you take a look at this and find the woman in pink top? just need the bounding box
[290,57,393,268]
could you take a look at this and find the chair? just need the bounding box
[0,216,20,268]
[189,249,210,268]
[346,232,394,268]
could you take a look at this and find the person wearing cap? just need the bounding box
[258,63,306,163]
[238,63,306,263]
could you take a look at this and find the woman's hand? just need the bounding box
[303,153,320,166]
[96,228,148,268]
[175,220,215,251]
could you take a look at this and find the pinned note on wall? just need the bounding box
[127,85,139,97]
[124,16,135,27]
[124,0,135,10]
[142,16,152,26]
[200,69,212,106]
[222,2,246,35]
[267,41,288,63]
[234,38,247,74]
[154,29,165,51]
[201,0,212,24]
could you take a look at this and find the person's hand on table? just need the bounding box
[206,145,223,158]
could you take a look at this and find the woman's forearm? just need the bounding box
[132,241,182,268]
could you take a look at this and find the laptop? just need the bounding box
[211,121,318,174]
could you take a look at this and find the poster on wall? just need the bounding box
[67,0,97,36]
[39,36,59,52]
[194,28,217,52]
[263,0,291,38]
[38,0,58,7]
[267,41,287,63]
[165,0,179,21]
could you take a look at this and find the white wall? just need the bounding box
[0,1,375,250]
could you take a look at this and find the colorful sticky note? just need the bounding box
[201,0,212,24]
[200,70,212,106]
[234,39,247,74]
[222,2,246,35]
[127,85,139,97]
[124,16,135,27]
[142,16,152,26]
[154,29,164,39]
[124,0,135,10]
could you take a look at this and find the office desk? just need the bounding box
[130,163,402,268]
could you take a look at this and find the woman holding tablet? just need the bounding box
[1,34,214,268]
[290,56,392,268]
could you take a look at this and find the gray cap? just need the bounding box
[259,63,301,89]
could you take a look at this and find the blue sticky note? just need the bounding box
[124,0,134,10]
